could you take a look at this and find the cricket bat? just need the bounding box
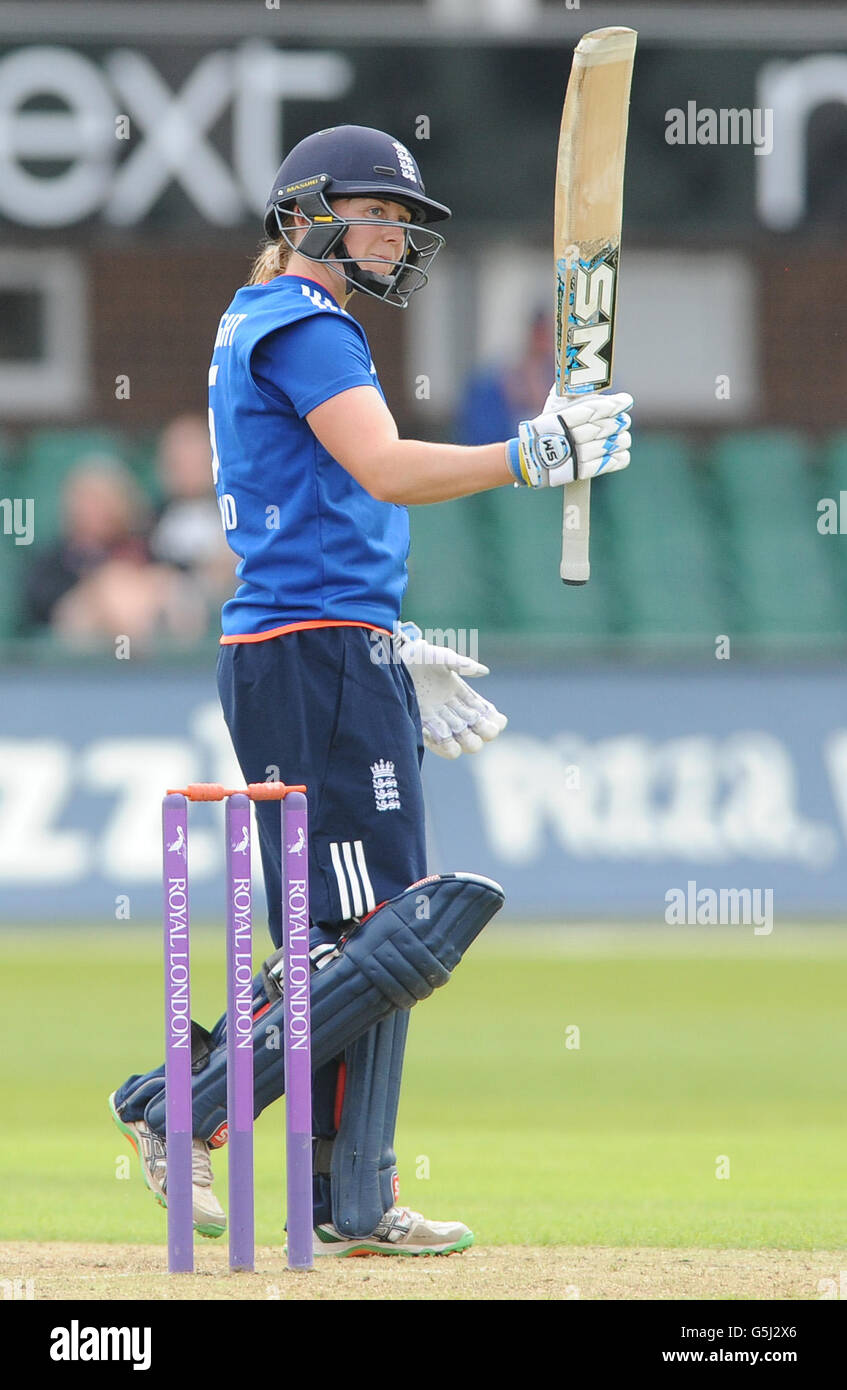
[555,27,637,584]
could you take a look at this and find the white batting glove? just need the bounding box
[507,391,633,488]
[398,623,508,760]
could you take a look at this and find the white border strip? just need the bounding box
[341,841,365,918]
[2,4,846,47]
[329,842,352,920]
[353,841,376,913]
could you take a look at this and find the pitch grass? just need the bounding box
[0,924,845,1252]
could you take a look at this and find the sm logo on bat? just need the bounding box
[556,245,619,392]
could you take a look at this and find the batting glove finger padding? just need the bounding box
[423,708,466,760]
[454,727,485,755]
[509,391,634,487]
[399,624,508,760]
[421,689,508,760]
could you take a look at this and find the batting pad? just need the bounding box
[331,1010,410,1238]
[165,872,505,1142]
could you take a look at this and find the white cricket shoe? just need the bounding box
[108,1091,226,1238]
[313,1205,473,1257]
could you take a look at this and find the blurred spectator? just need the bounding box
[23,456,150,627]
[454,307,555,445]
[149,413,237,608]
[22,455,207,651]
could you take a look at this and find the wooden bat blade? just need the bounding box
[556,27,636,586]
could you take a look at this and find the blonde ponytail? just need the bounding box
[246,215,296,285]
[246,240,288,285]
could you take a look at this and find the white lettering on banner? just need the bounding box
[0,43,353,227]
[232,43,353,215]
[0,47,118,227]
[82,739,210,879]
[0,707,265,887]
[467,732,837,867]
[0,740,87,878]
[0,716,844,891]
[757,55,847,231]
[103,49,242,225]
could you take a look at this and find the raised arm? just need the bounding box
[306,385,513,505]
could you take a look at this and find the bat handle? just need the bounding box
[561,477,591,585]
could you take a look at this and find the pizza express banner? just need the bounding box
[0,663,845,922]
[0,38,844,234]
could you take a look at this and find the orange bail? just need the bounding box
[246,782,307,800]
[167,782,307,801]
[166,783,231,801]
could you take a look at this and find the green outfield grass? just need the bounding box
[1,924,845,1250]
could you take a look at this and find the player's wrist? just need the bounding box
[506,438,528,486]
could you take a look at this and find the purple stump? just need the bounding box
[226,793,255,1271]
[162,793,194,1273]
[281,790,313,1270]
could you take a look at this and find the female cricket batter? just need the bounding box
[110,125,633,1256]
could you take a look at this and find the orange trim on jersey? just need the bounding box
[219,619,393,645]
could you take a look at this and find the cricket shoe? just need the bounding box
[108,1091,226,1239]
[313,1206,473,1257]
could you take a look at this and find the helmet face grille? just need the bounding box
[269,188,446,309]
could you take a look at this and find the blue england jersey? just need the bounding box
[208,275,409,638]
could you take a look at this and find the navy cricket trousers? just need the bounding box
[216,624,428,944]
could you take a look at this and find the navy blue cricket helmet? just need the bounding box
[263,125,451,307]
[264,124,451,233]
